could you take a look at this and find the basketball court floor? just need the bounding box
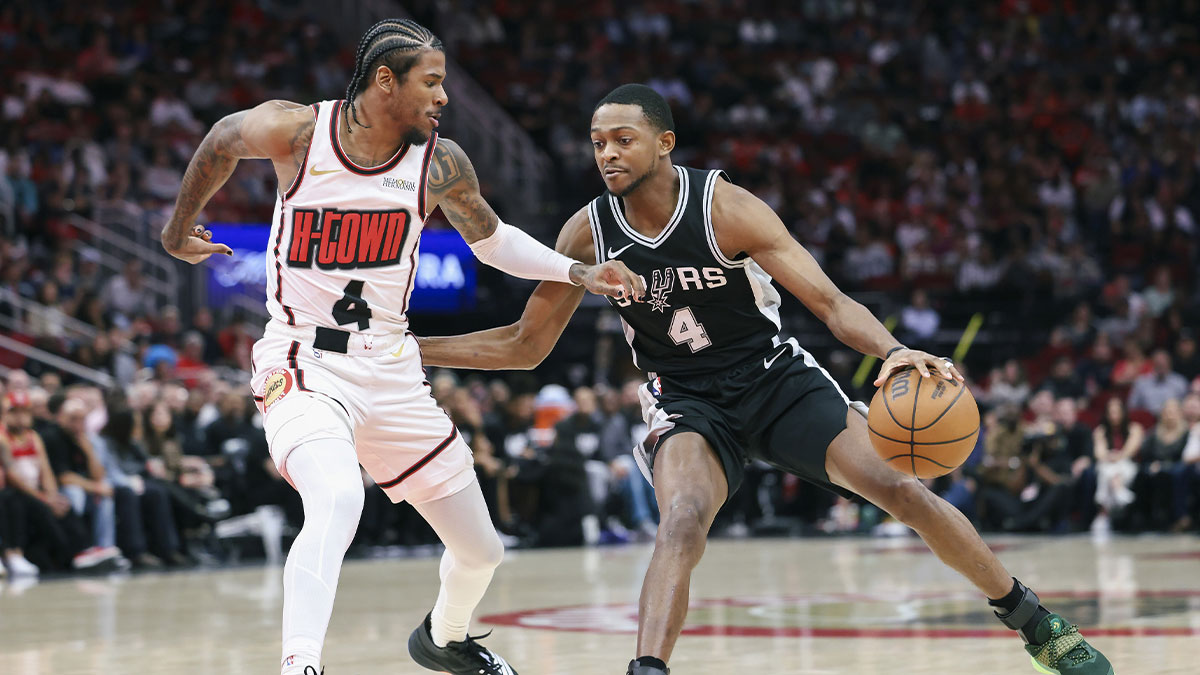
[1,535,1197,674]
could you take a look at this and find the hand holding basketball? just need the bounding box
[867,368,980,479]
[874,347,962,386]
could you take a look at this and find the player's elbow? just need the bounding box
[160,227,181,254]
[817,291,855,326]
[512,341,548,370]
[512,329,551,370]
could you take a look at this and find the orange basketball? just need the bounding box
[867,369,980,479]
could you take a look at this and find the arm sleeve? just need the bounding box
[468,220,580,284]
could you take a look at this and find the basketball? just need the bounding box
[867,368,980,479]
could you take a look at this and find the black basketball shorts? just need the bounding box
[634,340,854,502]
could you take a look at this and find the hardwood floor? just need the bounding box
[1,535,1196,674]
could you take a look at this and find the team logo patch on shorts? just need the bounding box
[261,368,294,412]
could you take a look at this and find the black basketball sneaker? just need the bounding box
[408,612,518,675]
[627,659,669,675]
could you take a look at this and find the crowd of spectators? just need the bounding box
[405,0,1200,533]
[3,1,1200,579]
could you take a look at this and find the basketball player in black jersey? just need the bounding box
[417,85,1113,675]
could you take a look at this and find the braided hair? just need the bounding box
[344,19,443,133]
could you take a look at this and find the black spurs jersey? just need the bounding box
[588,166,791,377]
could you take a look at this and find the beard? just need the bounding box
[614,161,656,198]
[402,125,432,147]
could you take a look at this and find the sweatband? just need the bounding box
[468,220,580,284]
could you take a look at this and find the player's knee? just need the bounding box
[875,477,934,526]
[335,478,365,517]
[297,464,364,536]
[658,497,712,556]
[327,480,365,550]
[450,529,505,572]
[475,530,506,571]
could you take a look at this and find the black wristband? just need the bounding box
[885,345,906,359]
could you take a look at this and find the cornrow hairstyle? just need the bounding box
[595,84,675,133]
[344,18,443,133]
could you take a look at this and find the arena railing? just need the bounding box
[0,333,115,388]
[67,210,178,309]
[0,288,100,341]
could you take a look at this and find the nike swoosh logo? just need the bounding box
[764,347,788,370]
[308,166,342,176]
[607,243,636,259]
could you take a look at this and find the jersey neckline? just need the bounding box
[608,165,689,249]
[329,99,411,175]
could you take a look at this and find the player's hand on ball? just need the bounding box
[874,347,963,386]
[165,224,234,264]
[575,260,646,302]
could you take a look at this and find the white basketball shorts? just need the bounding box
[249,325,474,505]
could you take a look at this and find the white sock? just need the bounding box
[280,640,321,675]
[279,439,364,674]
[412,479,505,648]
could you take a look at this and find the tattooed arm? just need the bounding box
[424,137,498,243]
[425,138,644,299]
[161,100,315,264]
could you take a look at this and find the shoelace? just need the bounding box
[1032,622,1088,669]
[303,666,324,675]
[446,632,508,671]
[446,629,494,651]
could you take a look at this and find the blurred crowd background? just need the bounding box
[1,0,1199,578]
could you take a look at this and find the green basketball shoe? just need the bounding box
[1024,614,1114,675]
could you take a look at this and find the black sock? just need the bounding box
[634,656,668,671]
[988,577,1051,642]
[987,578,1023,614]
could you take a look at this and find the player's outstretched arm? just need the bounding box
[416,207,595,370]
[162,100,315,264]
[712,180,962,386]
[425,138,644,301]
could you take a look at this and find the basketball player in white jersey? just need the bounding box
[161,19,644,675]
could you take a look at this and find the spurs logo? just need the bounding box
[612,266,726,309]
[649,268,675,313]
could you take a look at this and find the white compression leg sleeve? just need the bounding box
[412,478,505,647]
[279,439,364,674]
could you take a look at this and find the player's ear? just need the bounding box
[375,65,394,93]
[658,130,675,156]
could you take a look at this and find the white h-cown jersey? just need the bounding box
[265,99,438,336]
